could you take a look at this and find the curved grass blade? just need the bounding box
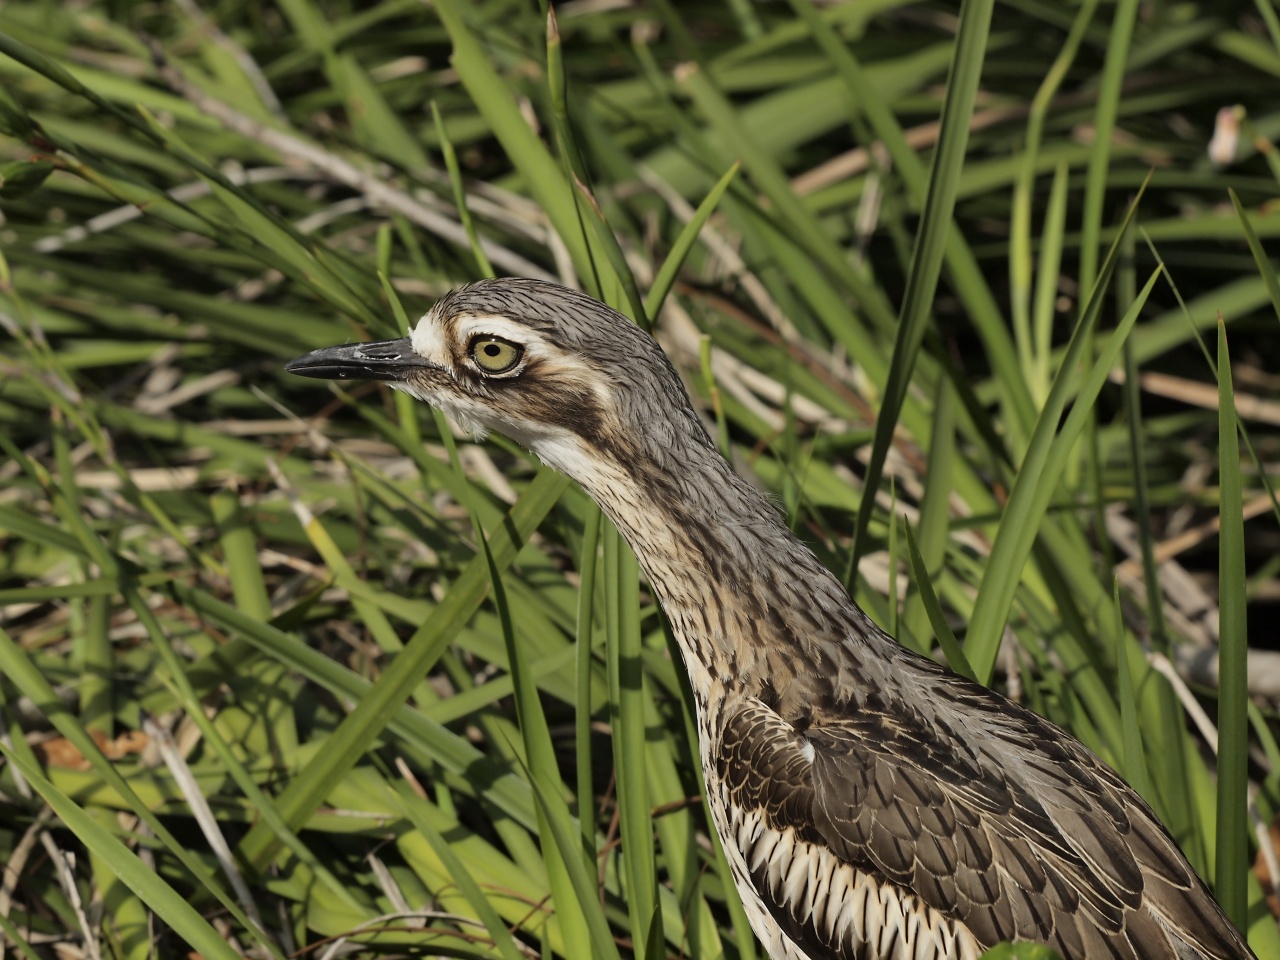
[1229,188,1280,328]
[964,180,1152,683]
[644,161,739,320]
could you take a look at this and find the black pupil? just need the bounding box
[484,344,501,356]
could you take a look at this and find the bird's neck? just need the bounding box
[568,436,884,714]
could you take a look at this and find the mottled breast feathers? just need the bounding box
[715,672,1250,960]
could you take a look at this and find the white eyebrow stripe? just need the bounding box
[454,314,540,343]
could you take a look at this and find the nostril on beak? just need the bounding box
[359,343,403,361]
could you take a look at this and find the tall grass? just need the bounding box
[1,1,1279,957]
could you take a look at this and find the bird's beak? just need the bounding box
[285,338,434,383]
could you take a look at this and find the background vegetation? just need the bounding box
[1,0,1279,957]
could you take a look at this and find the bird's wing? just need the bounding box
[716,689,1252,960]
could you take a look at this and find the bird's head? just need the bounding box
[286,278,712,487]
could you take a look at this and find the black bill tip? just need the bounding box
[285,338,429,382]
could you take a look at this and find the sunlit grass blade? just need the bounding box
[478,515,595,958]
[419,260,598,956]
[392,784,530,960]
[526,762,624,960]
[85,807,150,960]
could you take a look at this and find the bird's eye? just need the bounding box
[469,336,523,374]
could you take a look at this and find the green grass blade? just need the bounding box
[430,0,621,300]
[0,909,41,960]
[1031,162,1072,405]
[1214,320,1248,930]
[119,583,371,918]
[903,377,957,649]
[904,520,975,683]
[967,264,1160,682]
[1229,188,1280,327]
[644,161,739,320]
[526,764,624,960]
[604,523,660,957]
[575,508,603,861]
[0,624,284,957]
[848,0,996,572]
[1011,0,1099,387]
[1112,579,1153,801]
[432,101,495,279]
[237,468,570,868]
[789,0,1035,449]
[1119,247,1194,847]
[1077,0,1139,302]
[210,489,271,620]
[964,180,1151,682]
[0,741,245,960]
[392,784,529,960]
[487,529,595,959]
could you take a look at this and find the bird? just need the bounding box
[286,278,1254,960]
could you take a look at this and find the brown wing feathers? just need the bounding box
[715,686,1251,960]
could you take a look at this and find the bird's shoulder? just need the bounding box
[714,667,1252,960]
